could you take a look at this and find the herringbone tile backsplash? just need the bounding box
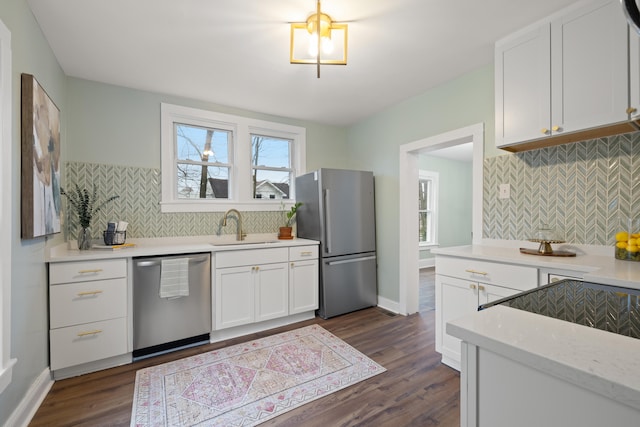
[484,132,640,245]
[65,130,640,245]
[63,162,284,239]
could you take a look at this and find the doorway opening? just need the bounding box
[398,123,484,315]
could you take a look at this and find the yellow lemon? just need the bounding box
[632,233,640,239]
[627,245,639,253]
[617,241,628,249]
[629,238,637,247]
[616,231,629,242]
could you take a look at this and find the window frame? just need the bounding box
[418,170,439,248]
[161,103,306,212]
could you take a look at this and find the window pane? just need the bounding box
[251,135,290,168]
[176,123,230,163]
[252,170,290,199]
[419,180,429,210]
[177,163,229,199]
[419,212,427,242]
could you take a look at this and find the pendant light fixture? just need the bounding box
[290,0,348,78]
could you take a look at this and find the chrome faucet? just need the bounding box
[222,209,246,241]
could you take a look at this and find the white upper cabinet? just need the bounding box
[496,0,630,150]
[495,24,551,146]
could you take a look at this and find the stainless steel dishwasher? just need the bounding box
[132,253,211,359]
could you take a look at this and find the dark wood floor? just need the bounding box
[30,267,459,426]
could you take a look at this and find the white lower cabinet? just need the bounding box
[215,262,289,328]
[289,246,319,314]
[435,256,537,370]
[48,259,129,374]
[215,245,319,330]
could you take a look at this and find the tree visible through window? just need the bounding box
[175,123,231,199]
[419,170,439,246]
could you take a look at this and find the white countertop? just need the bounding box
[447,305,640,411]
[46,234,319,262]
[432,240,640,290]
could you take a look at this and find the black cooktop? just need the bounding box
[479,279,640,340]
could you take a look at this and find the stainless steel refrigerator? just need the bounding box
[295,168,377,319]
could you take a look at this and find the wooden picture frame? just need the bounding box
[21,73,61,238]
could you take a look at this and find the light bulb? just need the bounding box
[308,34,333,57]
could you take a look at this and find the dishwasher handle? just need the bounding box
[134,254,210,268]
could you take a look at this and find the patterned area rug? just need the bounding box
[130,325,386,426]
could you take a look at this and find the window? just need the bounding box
[161,103,306,212]
[418,170,438,246]
[175,123,232,199]
[251,134,293,200]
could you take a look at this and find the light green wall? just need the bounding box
[420,155,473,261]
[67,78,349,171]
[346,65,494,302]
[0,0,67,424]
[0,0,498,419]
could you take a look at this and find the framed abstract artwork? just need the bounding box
[21,73,61,238]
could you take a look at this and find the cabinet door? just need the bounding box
[551,0,628,134]
[479,284,521,306]
[629,24,640,120]
[495,23,551,147]
[215,266,254,329]
[254,262,288,322]
[289,259,319,314]
[435,275,479,370]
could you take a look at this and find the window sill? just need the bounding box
[160,200,298,213]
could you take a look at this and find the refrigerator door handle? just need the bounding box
[324,188,332,254]
[326,255,377,266]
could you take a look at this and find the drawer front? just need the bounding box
[436,256,537,291]
[49,317,128,371]
[49,259,127,285]
[289,245,319,262]
[50,278,127,329]
[216,247,288,268]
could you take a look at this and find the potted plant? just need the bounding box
[279,202,302,240]
[61,184,119,250]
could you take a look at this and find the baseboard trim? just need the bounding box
[5,368,53,427]
[419,258,435,269]
[377,296,401,315]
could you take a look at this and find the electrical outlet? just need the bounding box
[499,183,510,199]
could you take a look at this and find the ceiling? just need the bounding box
[27,0,579,127]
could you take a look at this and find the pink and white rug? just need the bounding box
[130,325,386,426]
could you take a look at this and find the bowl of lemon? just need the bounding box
[615,230,640,261]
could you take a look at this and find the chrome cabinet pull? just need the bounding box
[465,269,488,276]
[77,290,103,297]
[77,329,102,337]
[78,269,103,274]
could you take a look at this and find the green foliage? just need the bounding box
[285,202,303,227]
[60,184,119,229]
